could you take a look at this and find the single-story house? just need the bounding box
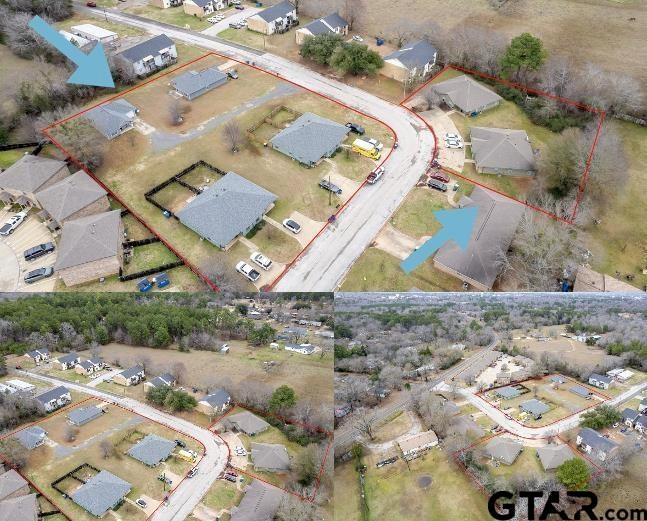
[0,155,69,208]
[573,265,641,292]
[494,386,522,400]
[433,187,524,291]
[24,348,50,363]
[569,385,593,399]
[576,427,618,461]
[70,24,118,43]
[171,66,228,100]
[536,444,575,471]
[269,112,349,167]
[55,210,124,287]
[68,405,105,426]
[634,415,647,433]
[398,430,438,460]
[143,373,176,392]
[470,127,536,176]
[59,29,91,48]
[55,353,81,370]
[75,357,105,375]
[183,0,230,17]
[550,375,567,385]
[230,480,284,521]
[251,442,290,472]
[177,172,277,250]
[85,99,139,140]
[247,1,298,35]
[519,399,550,420]
[4,379,35,394]
[150,0,183,9]
[35,386,72,413]
[14,426,48,450]
[71,470,132,517]
[382,40,438,82]
[607,368,634,382]
[0,469,30,502]
[622,408,640,428]
[485,437,523,465]
[295,12,348,45]
[113,365,145,386]
[588,373,613,390]
[114,34,177,78]
[284,343,317,355]
[224,410,270,436]
[127,434,175,466]
[0,493,38,521]
[197,389,231,415]
[430,74,502,115]
[639,398,647,414]
[35,171,109,227]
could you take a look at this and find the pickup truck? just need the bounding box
[319,179,342,195]
[0,211,28,236]
[236,261,261,283]
[367,166,384,185]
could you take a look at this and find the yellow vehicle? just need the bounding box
[177,449,197,463]
[352,138,381,160]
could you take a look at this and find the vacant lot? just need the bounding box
[515,331,616,367]
[390,187,450,239]
[125,4,211,31]
[334,460,362,520]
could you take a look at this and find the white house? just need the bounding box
[182,0,230,17]
[24,349,50,363]
[284,343,317,355]
[635,415,647,434]
[639,398,647,414]
[382,40,438,83]
[35,386,72,413]
[588,373,613,390]
[607,368,634,382]
[247,1,297,35]
[114,34,177,78]
[398,430,438,460]
[5,379,36,394]
[295,12,348,45]
[75,357,105,376]
[576,428,618,461]
[70,24,118,44]
[55,353,81,370]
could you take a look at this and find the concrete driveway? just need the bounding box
[236,236,286,290]
[200,6,261,37]
[416,108,465,172]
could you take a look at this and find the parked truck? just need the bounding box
[352,139,381,160]
[318,179,342,194]
[177,449,197,463]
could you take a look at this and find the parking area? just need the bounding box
[200,6,261,37]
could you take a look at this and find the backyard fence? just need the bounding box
[119,260,185,282]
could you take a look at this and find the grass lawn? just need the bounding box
[486,446,544,479]
[0,149,26,169]
[339,247,464,292]
[240,222,302,264]
[45,368,91,384]
[390,187,449,239]
[123,242,180,274]
[593,451,647,511]
[372,411,412,443]
[334,461,362,521]
[125,5,211,31]
[200,478,246,518]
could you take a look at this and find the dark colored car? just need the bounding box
[24,267,54,284]
[227,70,239,79]
[223,472,238,483]
[175,439,187,448]
[86,1,97,6]
[346,122,365,135]
[319,179,342,195]
[23,242,55,261]
[235,5,245,9]
[428,179,448,192]
[429,171,450,183]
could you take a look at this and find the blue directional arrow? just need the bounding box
[401,206,478,274]
[29,16,115,88]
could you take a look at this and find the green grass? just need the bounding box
[487,447,544,479]
[391,187,449,239]
[125,5,211,31]
[237,222,302,264]
[123,242,180,275]
[0,149,25,169]
[334,461,362,521]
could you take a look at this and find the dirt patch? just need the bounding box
[417,475,433,489]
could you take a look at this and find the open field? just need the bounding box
[484,444,545,479]
[197,477,247,521]
[125,4,211,31]
[333,461,362,521]
[372,411,413,443]
[390,186,449,239]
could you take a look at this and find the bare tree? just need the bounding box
[0,438,28,469]
[65,425,79,442]
[388,19,411,49]
[353,408,377,441]
[222,120,244,153]
[171,361,187,385]
[276,493,317,521]
[99,440,114,459]
[134,354,152,372]
[168,98,186,126]
[422,87,443,110]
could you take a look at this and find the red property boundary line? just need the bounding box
[474,373,611,430]
[400,64,606,226]
[209,403,333,503]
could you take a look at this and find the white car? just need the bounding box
[207,17,219,23]
[250,251,272,271]
[238,19,247,26]
[236,261,261,282]
[0,211,28,236]
[367,138,384,151]
[444,133,461,141]
[445,140,463,149]
[282,218,301,234]
[234,446,247,456]
[352,35,364,42]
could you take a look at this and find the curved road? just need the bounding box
[19,371,228,521]
[75,4,434,292]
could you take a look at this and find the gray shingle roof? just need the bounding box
[0,155,68,193]
[119,365,144,379]
[0,493,38,521]
[622,408,639,423]
[68,405,104,426]
[35,170,107,223]
[431,74,502,114]
[177,172,277,249]
[270,112,349,166]
[520,398,550,417]
[35,385,70,405]
[251,442,290,471]
[85,99,138,139]
[226,411,270,435]
[635,415,647,428]
[57,353,80,365]
[254,0,295,22]
[230,480,284,521]
[117,34,175,63]
[55,210,122,271]
[578,427,617,453]
[0,469,28,501]
[570,385,592,397]
[590,373,612,385]
[14,426,47,450]
[536,445,574,470]
[127,434,175,466]
[285,343,316,353]
[485,437,523,465]
[385,40,437,70]
[149,373,175,388]
[302,12,348,36]
[434,187,524,290]
[77,360,95,371]
[71,470,131,517]
[201,389,231,409]
[550,376,566,384]
[171,67,228,99]
[470,127,535,171]
[322,12,348,30]
[495,386,522,399]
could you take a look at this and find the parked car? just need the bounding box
[444,133,461,141]
[86,1,97,6]
[207,17,218,23]
[234,446,247,456]
[236,261,261,283]
[429,171,450,183]
[227,69,239,79]
[346,122,365,135]
[239,20,248,26]
[445,139,463,149]
[613,422,620,428]
[24,267,54,284]
[187,467,198,478]
[428,180,448,192]
[23,242,55,261]
[234,4,245,9]
[250,251,272,271]
[223,471,238,482]
[319,179,342,195]
[0,211,28,236]
[367,138,384,151]
[175,439,187,448]
[352,35,364,42]
[157,475,172,485]
[229,22,240,28]
[135,498,147,508]
[282,219,301,234]
[366,166,384,184]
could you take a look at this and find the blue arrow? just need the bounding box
[400,206,478,274]
[29,16,115,88]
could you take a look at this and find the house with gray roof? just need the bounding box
[35,386,71,413]
[536,444,575,471]
[251,442,290,472]
[35,170,108,227]
[485,437,523,465]
[177,172,277,250]
[230,480,284,521]
[295,12,348,45]
[114,34,177,77]
[55,210,124,287]
[14,426,47,450]
[144,373,176,392]
[0,155,69,207]
[68,405,105,426]
[270,112,349,167]
[55,353,81,370]
[0,493,39,521]
[284,343,317,355]
[550,375,567,384]
[71,470,131,517]
[639,398,647,414]
[576,427,617,461]
[634,415,647,433]
[127,434,175,466]
[569,385,593,399]
[622,408,640,428]
[197,389,231,415]
[470,127,536,176]
[588,373,613,390]
[171,66,228,100]
[114,365,145,386]
[247,1,297,35]
[383,40,438,82]
[182,0,230,17]
[431,74,502,115]
[24,348,50,363]
[495,386,522,400]
[75,357,105,376]
[520,398,550,419]
[224,410,270,436]
[434,187,524,291]
[0,469,29,501]
[85,99,139,140]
